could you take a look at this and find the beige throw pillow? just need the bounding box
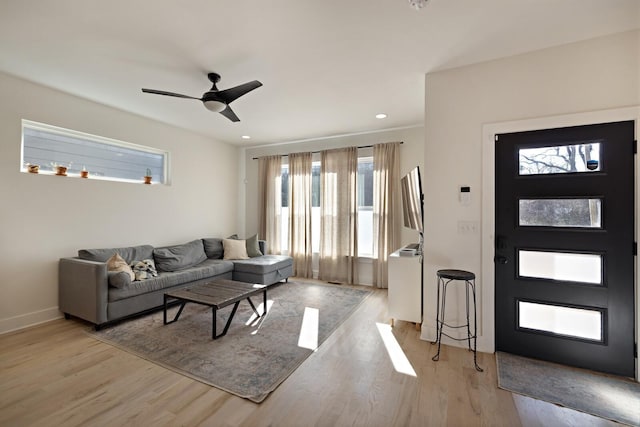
[223,238,249,260]
[107,253,135,281]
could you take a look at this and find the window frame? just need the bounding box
[21,119,170,185]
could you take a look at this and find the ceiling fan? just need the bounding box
[141,72,262,122]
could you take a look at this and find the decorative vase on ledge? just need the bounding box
[143,168,152,184]
[80,170,89,178]
[55,166,68,176]
[27,164,39,174]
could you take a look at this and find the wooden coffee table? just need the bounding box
[163,279,267,339]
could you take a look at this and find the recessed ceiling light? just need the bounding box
[375,113,387,119]
[241,135,251,140]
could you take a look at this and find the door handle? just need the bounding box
[494,255,508,264]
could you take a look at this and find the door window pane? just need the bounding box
[518,250,602,284]
[519,199,601,228]
[519,142,601,175]
[518,301,603,341]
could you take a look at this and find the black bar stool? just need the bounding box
[432,269,483,372]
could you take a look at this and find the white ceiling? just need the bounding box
[0,0,638,146]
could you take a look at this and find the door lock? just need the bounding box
[494,255,508,264]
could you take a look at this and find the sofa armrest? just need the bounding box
[59,257,108,325]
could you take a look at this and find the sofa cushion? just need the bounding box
[223,238,249,260]
[202,237,224,259]
[106,253,135,281]
[79,245,154,264]
[108,271,132,289]
[108,259,234,301]
[153,239,207,272]
[232,255,293,274]
[246,234,263,257]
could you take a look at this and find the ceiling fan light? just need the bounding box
[203,100,226,112]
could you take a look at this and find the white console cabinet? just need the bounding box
[388,249,422,327]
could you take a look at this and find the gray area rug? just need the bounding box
[496,351,640,426]
[88,281,371,403]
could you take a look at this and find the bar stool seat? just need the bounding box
[437,269,475,281]
[432,268,483,372]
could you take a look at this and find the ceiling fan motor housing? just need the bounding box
[202,91,227,112]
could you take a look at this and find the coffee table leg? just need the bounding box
[213,301,241,339]
[263,288,267,315]
[164,298,186,325]
[247,298,259,316]
[164,294,168,324]
[212,307,217,340]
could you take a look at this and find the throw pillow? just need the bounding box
[202,238,224,259]
[107,253,135,281]
[108,271,131,289]
[245,234,263,257]
[223,238,249,260]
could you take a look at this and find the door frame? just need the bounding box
[481,106,640,381]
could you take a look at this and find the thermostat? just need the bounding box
[460,186,471,205]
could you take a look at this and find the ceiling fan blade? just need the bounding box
[219,106,240,122]
[141,88,200,100]
[217,80,262,104]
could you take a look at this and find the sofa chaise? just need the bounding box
[59,237,293,329]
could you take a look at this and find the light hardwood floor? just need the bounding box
[0,284,619,427]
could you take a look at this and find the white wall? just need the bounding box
[422,30,640,352]
[243,126,424,285]
[0,72,240,333]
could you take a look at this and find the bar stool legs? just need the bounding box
[432,269,483,372]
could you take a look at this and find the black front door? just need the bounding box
[495,121,635,377]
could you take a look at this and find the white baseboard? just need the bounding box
[0,307,62,335]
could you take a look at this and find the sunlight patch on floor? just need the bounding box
[376,322,417,377]
[298,307,319,350]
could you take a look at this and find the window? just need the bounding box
[518,250,603,285]
[357,156,374,257]
[21,120,168,184]
[279,153,374,257]
[519,198,602,228]
[518,300,603,342]
[519,142,601,175]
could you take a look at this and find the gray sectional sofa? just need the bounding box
[59,237,293,329]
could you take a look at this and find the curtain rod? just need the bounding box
[251,141,403,160]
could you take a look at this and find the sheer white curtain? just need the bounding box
[372,142,401,288]
[319,147,359,284]
[258,155,283,255]
[288,152,313,277]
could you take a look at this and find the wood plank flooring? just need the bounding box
[0,284,618,427]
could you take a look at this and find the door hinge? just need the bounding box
[495,135,499,142]
[635,342,638,358]
[634,242,637,256]
[634,140,637,154]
